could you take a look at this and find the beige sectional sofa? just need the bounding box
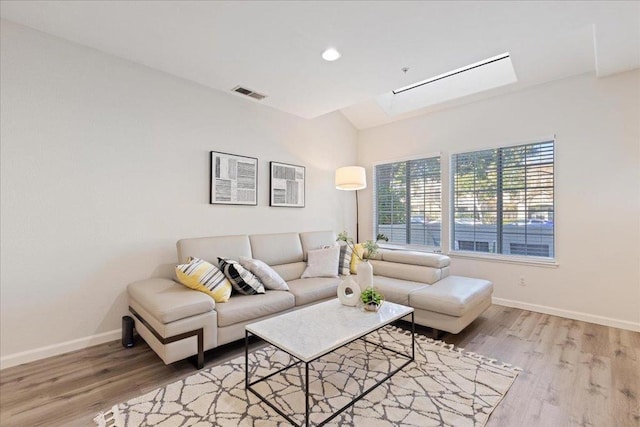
[127,230,492,368]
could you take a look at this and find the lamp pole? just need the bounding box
[335,166,366,243]
[355,190,360,243]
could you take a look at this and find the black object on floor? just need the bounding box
[122,315,135,348]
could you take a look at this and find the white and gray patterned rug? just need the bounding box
[95,326,519,427]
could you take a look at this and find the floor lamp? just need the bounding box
[335,166,367,242]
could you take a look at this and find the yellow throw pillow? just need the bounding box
[350,243,365,274]
[175,257,232,303]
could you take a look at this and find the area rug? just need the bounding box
[95,326,519,427]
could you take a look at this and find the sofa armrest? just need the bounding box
[127,278,215,324]
[370,260,443,284]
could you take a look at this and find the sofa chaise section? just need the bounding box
[371,250,493,335]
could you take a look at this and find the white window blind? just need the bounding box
[451,141,555,258]
[374,156,441,248]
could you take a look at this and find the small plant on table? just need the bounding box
[360,287,384,311]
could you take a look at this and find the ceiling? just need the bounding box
[1,1,639,129]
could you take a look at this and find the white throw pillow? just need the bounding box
[301,246,340,278]
[239,257,289,291]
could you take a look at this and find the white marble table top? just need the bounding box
[246,299,413,362]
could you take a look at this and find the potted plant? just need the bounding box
[360,286,384,311]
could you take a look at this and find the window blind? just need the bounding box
[451,141,555,258]
[374,156,441,248]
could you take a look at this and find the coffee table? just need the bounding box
[245,298,414,426]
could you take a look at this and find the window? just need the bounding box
[374,156,441,248]
[451,141,554,258]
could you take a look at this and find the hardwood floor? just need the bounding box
[1,305,639,426]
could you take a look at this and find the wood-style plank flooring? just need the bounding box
[1,305,639,426]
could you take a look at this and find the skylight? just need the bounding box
[376,53,517,116]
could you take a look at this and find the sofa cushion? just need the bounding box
[215,291,295,327]
[287,277,341,306]
[239,257,289,291]
[350,243,365,274]
[301,246,340,278]
[249,232,303,265]
[370,260,443,285]
[271,262,306,282]
[337,243,352,276]
[218,257,265,295]
[299,231,337,261]
[128,278,215,324]
[409,275,493,317]
[380,249,450,268]
[370,276,430,306]
[177,235,251,265]
[175,257,232,302]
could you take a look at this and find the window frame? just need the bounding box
[448,138,557,263]
[373,152,442,251]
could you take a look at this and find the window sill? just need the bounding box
[447,251,559,268]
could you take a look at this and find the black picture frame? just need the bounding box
[210,151,258,205]
[269,161,305,208]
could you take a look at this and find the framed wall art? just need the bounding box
[210,151,258,205]
[270,161,305,207]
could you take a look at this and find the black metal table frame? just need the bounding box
[245,312,415,427]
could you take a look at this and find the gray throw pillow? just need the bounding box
[239,257,289,291]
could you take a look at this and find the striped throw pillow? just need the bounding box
[218,257,266,295]
[175,257,232,303]
[338,243,352,276]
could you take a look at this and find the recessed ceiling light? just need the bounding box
[322,48,341,61]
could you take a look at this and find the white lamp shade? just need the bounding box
[335,166,366,190]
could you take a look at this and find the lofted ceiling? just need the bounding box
[1,1,639,129]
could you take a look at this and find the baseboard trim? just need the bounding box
[3,299,638,369]
[492,297,640,332]
[0,329,120,370]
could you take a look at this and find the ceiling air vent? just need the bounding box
[232,86,267,100]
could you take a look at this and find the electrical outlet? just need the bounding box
[519,276,526,286]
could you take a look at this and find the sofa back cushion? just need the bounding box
[271,262,307,282]
[249,232,303,265]
[379,249,450,268]
[177,235,251,265]
[370,260,443,284]
[299,231,337,261]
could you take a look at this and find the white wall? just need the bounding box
[2,19,638,370]
[358,70,640,331]
[0,21,358,367]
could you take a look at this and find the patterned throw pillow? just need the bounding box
[338,243,352,276]
[175,257,232,303]
[218,257,266,295]
[350,243,365,274]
